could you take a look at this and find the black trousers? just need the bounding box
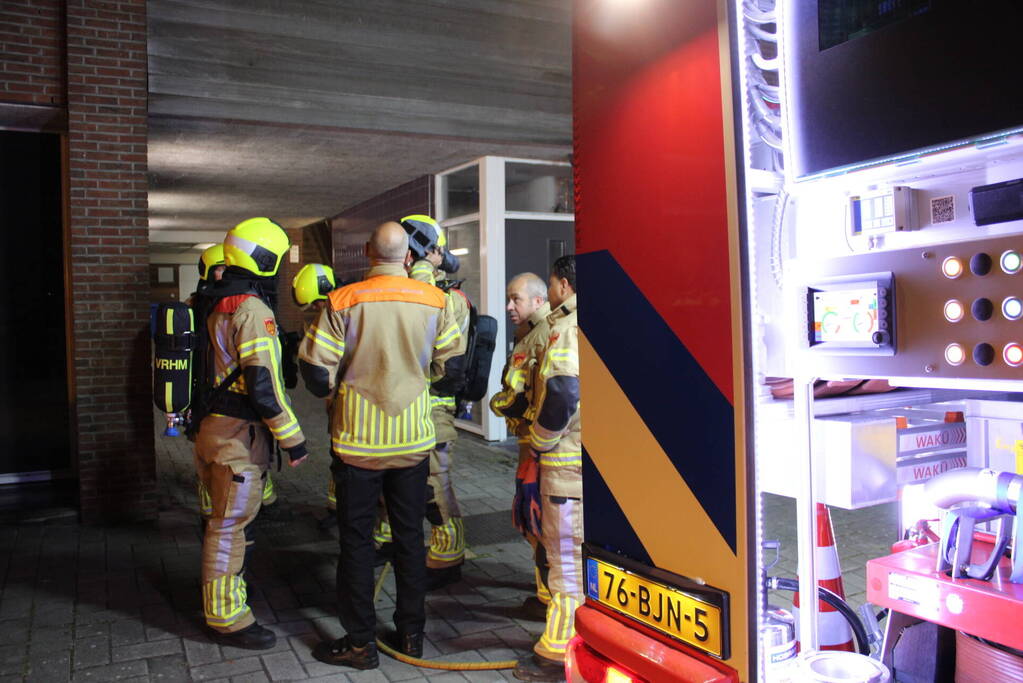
[331,456,429,645]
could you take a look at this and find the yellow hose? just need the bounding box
[372,562,519,671]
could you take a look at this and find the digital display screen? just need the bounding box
[819,0,933,51]
[812,288,879,343]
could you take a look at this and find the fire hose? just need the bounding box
[765,576,872,655]
[372,562,519,671]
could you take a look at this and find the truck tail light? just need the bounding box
[566,635,647,683]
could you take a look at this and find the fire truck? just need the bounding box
[568,0,1023,680]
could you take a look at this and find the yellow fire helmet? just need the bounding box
[223,217,290,277]
[399,214,446,260]
[292,263,336,307]
[197,243,225,280]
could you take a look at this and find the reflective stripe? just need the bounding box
[263,335,301,443]
[326,477,336,505]
[539,452,582,468]
[538,594,579,654]
[333,433,436,457]
[542,348,576,375]
[374,519,393,544]
[333,388,435,457]
[203,574,249,628]
[164,382,173,413]
[262,473,275,502]
[305,325,345,356]
[165,307,174,335]
[431,395,456,409]
[429,517,465,562]
[529,424,560,450]
[434,322,461,349]
[410,262,435,284]
[197,480,212,517]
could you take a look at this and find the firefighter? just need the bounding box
[490,272,552,620]
[400,214,470,590]
[192,243,279,517]
[291,263,341,522]
[196,243,226,292]
[514,255,581,682]
[193,218,308,650]
[299,222,464,670]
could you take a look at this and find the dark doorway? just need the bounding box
[0,131,72,481]
[503,218,575,353]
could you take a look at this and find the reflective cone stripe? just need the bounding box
[794,503,854,652]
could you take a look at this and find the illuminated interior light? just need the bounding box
[1004,297,1023,321]
[1005,343,1023,367]
[944,343,965,366]
[941,256,963,279]
[943,299,964,323]
[448,247,470,256]
[1002,250,1022,275]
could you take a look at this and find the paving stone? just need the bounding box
[0,618,30,644]
[72,635,110,669]
[112,637,182,662]
[110,619,146,646]
[29,626,75,654]
[0,643,27,677]
[184,638,222,666]
[230,672,271,683]
[147,654,190,682]
[189,656,264,681]
[262,651,306,681]
[72,660,148,681]
[25,650,70,683]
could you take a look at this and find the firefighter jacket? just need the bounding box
[490,302,551,440]
[528,295,580,497]
[205,294,305,450]
[408,260,470,440]
[297,263,464,469]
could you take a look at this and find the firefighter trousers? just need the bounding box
[426,440,464,568]
[535,495,584,662]
[194,417,272,633]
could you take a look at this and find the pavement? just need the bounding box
[0,388,546,682]
[0,385,902,682]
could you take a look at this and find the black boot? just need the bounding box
[513,653,565,681]
[312,636,379,670]
[208,622,277,650]
[425,563,462,591]
[519,596,549,621]
[381,629,424,658]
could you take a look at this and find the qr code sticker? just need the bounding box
[931,195,955,224]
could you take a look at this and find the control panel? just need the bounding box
[792,234,1023,381]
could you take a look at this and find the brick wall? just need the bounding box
[331,175,432,283]
[0,0,64,107]
[65,0,154,523]
[276,222,334,335]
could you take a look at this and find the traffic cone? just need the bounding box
[793,503,855,652]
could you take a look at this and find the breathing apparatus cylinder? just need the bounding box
[153,301,195,419]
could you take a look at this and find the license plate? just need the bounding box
[586,556,725,658]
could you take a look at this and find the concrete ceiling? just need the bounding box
[147,0,573,254]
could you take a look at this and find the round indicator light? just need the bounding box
[944,343,966,366]
[942,256,964,279]
[974,343,995,366]
[1005,343,1023,367]
[971,252,993,276]
[944,299,964,323]
[1002,250,1023,275]
[1004,297,1023,321]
